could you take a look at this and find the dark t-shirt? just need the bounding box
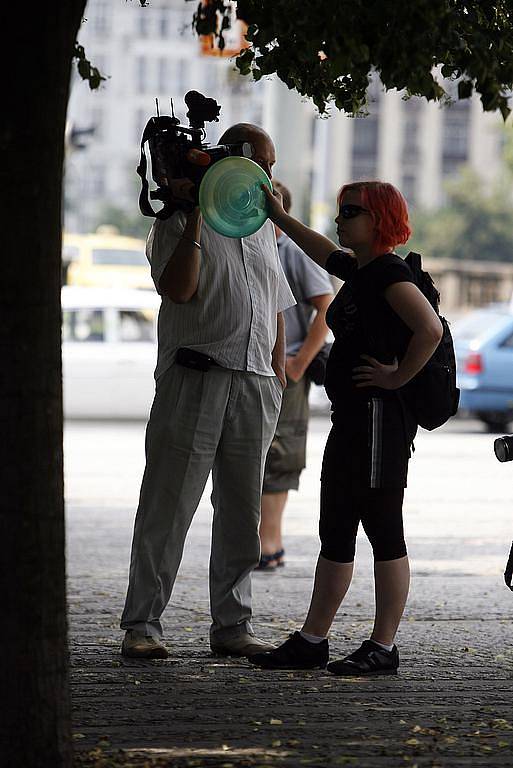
[324,250,414,408]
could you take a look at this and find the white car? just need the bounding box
[62,285,332,419]
[62,286,160,419]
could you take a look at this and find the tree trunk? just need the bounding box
[0,2,86,766]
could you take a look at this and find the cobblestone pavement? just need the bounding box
[66,416,513,767]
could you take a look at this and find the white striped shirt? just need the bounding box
[147,213,296,380]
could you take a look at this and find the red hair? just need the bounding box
[337,181,412,253]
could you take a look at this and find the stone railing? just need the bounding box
[423,257,513,314]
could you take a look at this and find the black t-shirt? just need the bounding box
[324,250,414,407]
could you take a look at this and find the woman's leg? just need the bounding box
[248,428,360,669]
[361,489,409,646]
[302,555,354,636]
[371,555,410,645]
[302,426,360,636]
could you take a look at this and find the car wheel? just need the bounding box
[477,412,512,433]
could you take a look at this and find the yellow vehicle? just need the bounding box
[63,228,153,290]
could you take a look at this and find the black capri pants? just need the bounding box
[319,396,415,563]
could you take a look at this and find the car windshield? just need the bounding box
[452,309,511,343]
[92,248,147,266]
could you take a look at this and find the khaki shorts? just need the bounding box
[262,375,311,493]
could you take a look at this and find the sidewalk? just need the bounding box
[67,417,513,767]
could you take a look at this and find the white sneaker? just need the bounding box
[121,631,169,659]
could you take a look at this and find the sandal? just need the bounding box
[255,552,278,571]
[274,548,285,567]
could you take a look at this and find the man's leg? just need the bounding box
[120,364,230,638]
[259,376,309,561]
[209,373,281,645]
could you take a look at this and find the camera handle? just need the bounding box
[137,120,201,219]
[137,123,174,220]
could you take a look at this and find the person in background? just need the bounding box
[257,180,334,571]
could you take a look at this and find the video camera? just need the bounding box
[137,90,253,220]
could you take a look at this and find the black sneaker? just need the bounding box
[327,640,399,676]
[248,631,329,670]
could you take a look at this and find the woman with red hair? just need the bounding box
[250,180,442,676]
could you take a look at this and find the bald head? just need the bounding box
[219,123,276,179]
[219,123,271,145]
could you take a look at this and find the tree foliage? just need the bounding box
[192,0,513,118]
[402,166,513,262]
[73,42,107,89]
[92,205,152,240]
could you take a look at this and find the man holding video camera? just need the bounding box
[120,124,296,659]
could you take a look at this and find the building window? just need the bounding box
[137,11,151,37]
[351,112,379,179]
[136,57,147,95]
[442,101,470,164]
[351,158,378,180]
[158,58,168,93]
[177,59,187,93]
[91,0,111,36]
[442,119,469,159]
[441,157,466,179]
[401,173,417,205]
[158,10,170,37]
[402,121,421,165]
[352,116,379,155]
[135,109,147,145]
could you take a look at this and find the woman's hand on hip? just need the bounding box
[352,354,401,390]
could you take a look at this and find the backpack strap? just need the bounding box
[405,251,422,276]
[405,251,440,313]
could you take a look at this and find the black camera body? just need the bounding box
[137,91,252,219]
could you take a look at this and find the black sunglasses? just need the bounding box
[339,204,371,219]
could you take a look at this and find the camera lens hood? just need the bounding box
[494,435,513,462]
[199,156,272,238]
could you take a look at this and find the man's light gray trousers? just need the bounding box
[120,363,282,642]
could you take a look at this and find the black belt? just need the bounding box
[176,347,221,372]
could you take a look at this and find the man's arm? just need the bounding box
[158,207,202,303]
[272,312,287,389]
[286,293,333,382]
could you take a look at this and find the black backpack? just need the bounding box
[401,252,460,431]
